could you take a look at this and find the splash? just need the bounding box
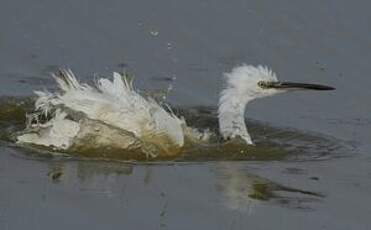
[16,70,212,157]
[0,97,354,162]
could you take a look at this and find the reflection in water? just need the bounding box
[48,160,134,198]
[45,159,323,210]
[0,96,354,211]
[47,162,64,183]
[0,97,354,162]
[215,162,323,211]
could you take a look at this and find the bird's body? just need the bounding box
[17,65,333,157]
[17,70,210,156]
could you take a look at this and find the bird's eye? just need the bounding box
[258,81,267,88]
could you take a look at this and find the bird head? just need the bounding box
[219,64,335,145]
[223,65,335,101]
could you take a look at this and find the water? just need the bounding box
[0,98,352,162]
[1,0,371,229]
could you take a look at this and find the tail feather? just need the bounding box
[97,72,134,97]
[52,69,81,91]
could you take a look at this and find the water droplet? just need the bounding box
[167,42,172,50]
[150,30,159,37]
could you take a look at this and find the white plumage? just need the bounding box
[17,65,333,157]
[17,70,193,156]
[218,65,281,144]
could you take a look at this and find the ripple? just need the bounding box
[0,97,356,162]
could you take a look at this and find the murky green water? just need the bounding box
[0,97,352,163]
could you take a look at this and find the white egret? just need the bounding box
[218,65,334,145]
[17,65,334,157]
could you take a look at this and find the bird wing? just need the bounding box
[35,69,185,152]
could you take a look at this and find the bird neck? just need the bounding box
[218,88,253,144]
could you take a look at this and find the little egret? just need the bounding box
[218,65,334,145]
[17,65,334,157]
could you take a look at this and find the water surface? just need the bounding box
[1,0,371,229]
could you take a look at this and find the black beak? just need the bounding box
[269,82,335,90]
